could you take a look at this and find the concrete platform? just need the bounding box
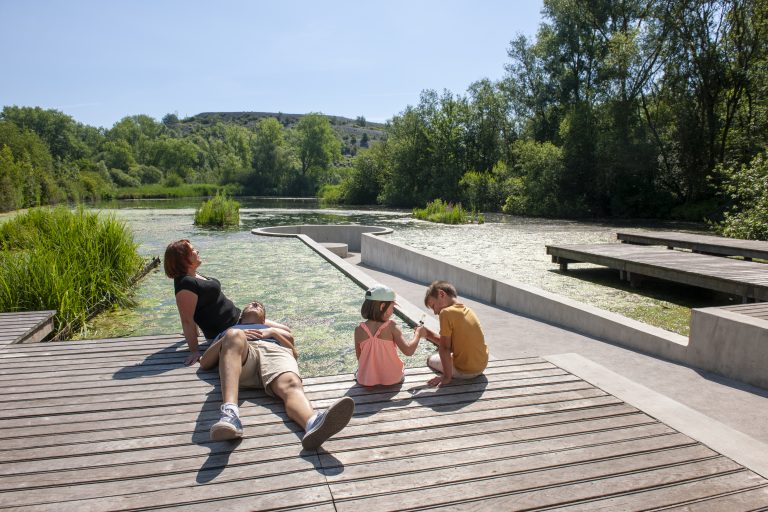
[350,253,768,446]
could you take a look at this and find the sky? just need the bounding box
[0,1,545,129]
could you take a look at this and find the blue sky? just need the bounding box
[0,1,544,129]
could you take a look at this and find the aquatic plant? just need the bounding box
[0,206,144,336]
[412,199,483,224]
[194,191,240,227]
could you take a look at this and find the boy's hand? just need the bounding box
[427,374,451,387]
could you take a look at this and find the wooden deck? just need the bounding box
[617,230,768,261]
[0,310,55,349]
[718,302,768,320]
[547,243,768,301]
[1,334,767,511]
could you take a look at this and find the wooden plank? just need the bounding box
[555,473,768,511]
[330,450,734,511]
[0,343,765,511]
[0,310,55,347]
[546,243,768,300]
[617,230,768,261]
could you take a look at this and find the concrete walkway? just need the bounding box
[349,254,768,446]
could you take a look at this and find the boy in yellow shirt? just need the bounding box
[422,280,488,387]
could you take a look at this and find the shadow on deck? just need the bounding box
[0,334,767,511]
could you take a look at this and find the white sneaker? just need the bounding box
[301,397,354,450]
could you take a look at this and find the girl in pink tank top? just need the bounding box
[355,284,425,386]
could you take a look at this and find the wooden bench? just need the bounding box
[0,310,56,348]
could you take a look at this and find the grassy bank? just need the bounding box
[0,207,144,336]
[116,183,241,199]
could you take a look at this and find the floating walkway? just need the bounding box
[617,230,768,261]
[0,310,55,349]
[546,243,768,301]
[0,334,767,510]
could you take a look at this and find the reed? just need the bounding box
[0,207,143,336]
[412,199,483,224]
[194,192,240,227]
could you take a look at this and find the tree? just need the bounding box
[289,113,341,194]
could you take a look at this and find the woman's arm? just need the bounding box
[175,289,202,366]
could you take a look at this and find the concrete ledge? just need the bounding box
[321,242,348,258]
[251,229,440,335]
[546,353,768,479]
[689,307,768,388]
[253,225,392,252]
[361,232,690,358]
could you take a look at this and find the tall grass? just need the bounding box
[412,199,484,224]
[194,192,240,227]
[0,207,143,336]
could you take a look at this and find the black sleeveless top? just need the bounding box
[174,274,241,340]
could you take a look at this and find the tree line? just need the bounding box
[0,107,351,211]
[2,0,767,237]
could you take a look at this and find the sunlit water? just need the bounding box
[84,198,727,376]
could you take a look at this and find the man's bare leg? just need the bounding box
[270,372,314,427]
[210,330,249,441]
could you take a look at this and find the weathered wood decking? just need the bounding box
[547,243,768,301]
[1,334,767,511]
[0,311,55,349]
[718,302,768,320]
[617,230,768,261]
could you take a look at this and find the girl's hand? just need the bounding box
[185,350,202,366]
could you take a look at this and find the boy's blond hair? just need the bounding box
[424,280,457,306]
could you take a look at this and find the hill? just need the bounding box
[181,111,386,156]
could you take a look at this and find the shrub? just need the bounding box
[0,207,143,336]
[412,199,483,224]
[194,191,240,227]
[711,151,768,240]
[317,183,344,205]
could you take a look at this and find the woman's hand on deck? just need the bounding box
[185,350,202,366]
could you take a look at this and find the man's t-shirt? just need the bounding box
[174,274,240,340]
[439,303,488,373]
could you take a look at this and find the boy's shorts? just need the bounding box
[240,340,300,396]
[427,352,483,379]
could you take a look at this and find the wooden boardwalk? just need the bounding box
[0,311,55,349]
[1,334,767,511]
[718,302,768,320]
[547,243,768,301]
[617,230,768,261]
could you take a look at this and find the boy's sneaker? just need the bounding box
[210,404,243,441]
[302,396,355,451]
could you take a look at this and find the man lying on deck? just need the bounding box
[165,239,354,451]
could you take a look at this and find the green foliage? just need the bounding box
[711,151,768,240]
[116,183,224,199]
[317,184,344,205]
[289,113,342,194]
[503,140,564,216]
[194,192,240,227]
[0,207,143,335]
[412,199,482,224]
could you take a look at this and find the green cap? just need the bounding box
[365,284,395,302]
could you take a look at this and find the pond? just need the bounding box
[85,198,729,376]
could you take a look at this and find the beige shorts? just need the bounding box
[427,352,483,379]
[239,340,300,396]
